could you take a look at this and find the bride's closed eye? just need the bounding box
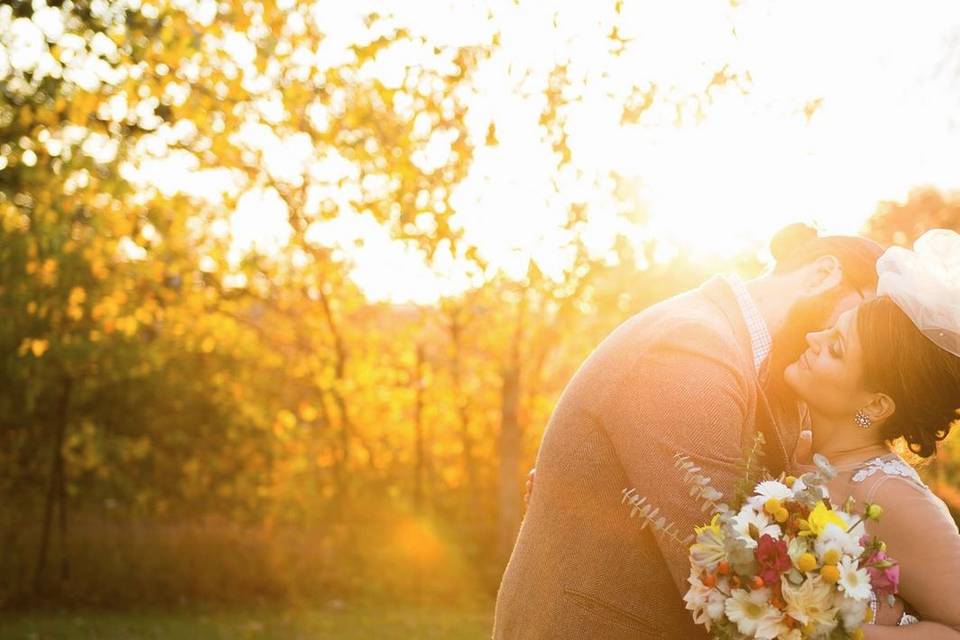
[828,329,845,358]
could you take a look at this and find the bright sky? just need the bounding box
[323,0,960,303]
[6,0,960,304]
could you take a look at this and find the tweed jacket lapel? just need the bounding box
[699,276,790,476]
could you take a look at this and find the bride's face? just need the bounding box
[783,307,873,419]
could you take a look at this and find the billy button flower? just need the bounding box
[845,502,886,536]
[763,498,790,524]
[819,546,842,583]
[795,552,818,573]
[820,564,841,584]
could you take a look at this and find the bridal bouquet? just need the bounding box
[623,440,900,640]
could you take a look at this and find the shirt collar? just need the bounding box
[721,273,773,374]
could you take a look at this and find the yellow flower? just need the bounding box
[695,514,723,537]
[866,504,884,521]
[820,565,841,584]
[821,549,840,566]
[807,502,847,537]
[796,553,817,573]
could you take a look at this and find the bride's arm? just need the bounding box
[861,477,960,637]
[865,622,960,639]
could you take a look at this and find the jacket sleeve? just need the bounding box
[599,325,751,595]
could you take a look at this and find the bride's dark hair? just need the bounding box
[857,296,960,457]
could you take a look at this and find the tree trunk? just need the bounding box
[448,311,476,490]
[413,343,426,514]
[496,361,522,565]
[34,376,71,594]
[497,296,526,565]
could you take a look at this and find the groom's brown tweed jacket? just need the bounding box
[493,275,802,640]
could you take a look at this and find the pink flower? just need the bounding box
[755,534,791,586]
[863,548,900,599]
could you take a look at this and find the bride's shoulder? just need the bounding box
[851,455,957,533]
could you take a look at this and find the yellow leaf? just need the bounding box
[298,403,318,422]
[69,286,87,306]
[31,339,49,358]
[200,336,216,353]
[276,410,297,431]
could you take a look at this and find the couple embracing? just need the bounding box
[493,224,960,639]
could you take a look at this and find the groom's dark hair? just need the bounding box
[765,224,885,401]
[770,223,884,297]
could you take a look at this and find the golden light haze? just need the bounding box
[119,0,960,304]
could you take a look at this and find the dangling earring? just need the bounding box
[854,409,872,429]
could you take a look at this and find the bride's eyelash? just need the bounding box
[828,329,843,358]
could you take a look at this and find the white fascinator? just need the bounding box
[876,229,960,357]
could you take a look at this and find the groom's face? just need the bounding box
[769,285,872,388]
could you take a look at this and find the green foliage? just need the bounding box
[732,431,768,511]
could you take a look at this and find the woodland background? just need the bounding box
[0,1,958,636]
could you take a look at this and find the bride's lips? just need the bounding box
[798,351,811,370]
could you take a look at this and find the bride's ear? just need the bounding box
[862,393,896,425]
[805,255,843,296]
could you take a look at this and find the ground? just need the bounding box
[0,602,493,640]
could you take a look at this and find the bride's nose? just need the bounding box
[805,331,823,353]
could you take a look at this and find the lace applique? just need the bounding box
[851,456,923,486]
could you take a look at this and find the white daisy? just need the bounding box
[837,557,872,602]
[756,480,793,500]
[724,588,784,640]
[814,523,863,559]
[732,505,781,549]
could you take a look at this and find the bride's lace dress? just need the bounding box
[827,453,960,629]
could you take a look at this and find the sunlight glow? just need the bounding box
[133,0,960,303]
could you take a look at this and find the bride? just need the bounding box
[784,228,960,638]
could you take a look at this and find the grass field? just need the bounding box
[0,602,494,639]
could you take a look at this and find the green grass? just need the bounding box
[0,602,494,640]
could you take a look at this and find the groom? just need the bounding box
[492,226,884,639]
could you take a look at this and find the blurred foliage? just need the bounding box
[0,0,955,612]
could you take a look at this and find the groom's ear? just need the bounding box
[803,255,843,296]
